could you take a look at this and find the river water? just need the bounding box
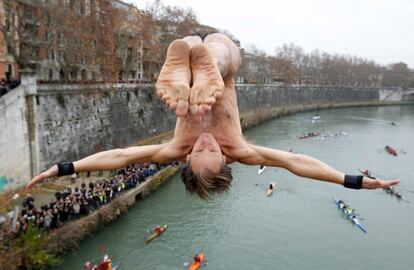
[51,105,414,270]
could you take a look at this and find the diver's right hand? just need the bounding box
[26,165,59,190]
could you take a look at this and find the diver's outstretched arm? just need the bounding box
[237,143,400,189]
[26,143,171,189]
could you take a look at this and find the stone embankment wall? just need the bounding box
[2,75,408,191]
[236,84,380,127]
[0,76,37,190]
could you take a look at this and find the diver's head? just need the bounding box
[181,133,233,200]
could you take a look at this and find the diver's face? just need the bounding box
[189,133,224,174]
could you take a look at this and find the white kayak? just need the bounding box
[258,165,266,175]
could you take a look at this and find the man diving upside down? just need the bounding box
[27,33,400,199]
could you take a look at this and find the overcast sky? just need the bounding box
[129,0,414,67]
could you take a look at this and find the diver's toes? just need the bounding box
[190,104,199,115]
[206,96,216,105]
[156,88,166,98]
[175,100,189,117]
[169,101,177,110]
[213,90,222,99]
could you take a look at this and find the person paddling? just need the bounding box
[193,254,202,264]
[154,225,162,234]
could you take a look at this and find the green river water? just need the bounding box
[51,105,414,270]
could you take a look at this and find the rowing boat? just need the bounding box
[145,224,168,243]
[298,132,320,139]
[359,169,409,202]
[188,252,205,270]
[333,197,367,233]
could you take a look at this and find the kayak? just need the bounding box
[385,145,397,156]
[258,165,266,175]
[145,224,168,243]
[312,115,321,120]
[333,197,367,233]
[298,132,320,139]
[266,182,276,197]
[188,252,205,270]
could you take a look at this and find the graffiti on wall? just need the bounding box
[0,176,8,192]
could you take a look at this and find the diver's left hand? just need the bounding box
[362,177,400,189]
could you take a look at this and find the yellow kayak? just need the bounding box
[188,252,205,270]
[145,224,168,243]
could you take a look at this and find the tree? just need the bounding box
[143,0,201,80]
[383,62,411,90]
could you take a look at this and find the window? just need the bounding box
[80,0,85,15]
[127,48,133,59]
[69,0,75,11]
[45,13,51,26]
[81,69,87,80]
[72,51,77,62]
[48,69,53,81]
[45,31,54,43]
[5,17,10,32]
[58,33,65,45]
[48,49,55,60]
[70,69,77,80]
[85,0,93,16]
[7,44,13,55]
[8,65,13,77]
[58,50,65,61]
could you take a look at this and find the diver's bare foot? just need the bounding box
[190,44,225,116]
[156,40,191,117]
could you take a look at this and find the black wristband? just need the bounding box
[57,162,75,176]
[344,175,364,189]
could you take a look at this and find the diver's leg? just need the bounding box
[189,43,225,115]
[156,36,201,117]
[203,33,241,81]
[189,33,241,115]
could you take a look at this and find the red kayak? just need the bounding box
[188,252,205,270]
[385,146,397,156]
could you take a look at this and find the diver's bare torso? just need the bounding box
[170,78,245,163]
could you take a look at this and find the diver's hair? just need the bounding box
[181,160,233,200]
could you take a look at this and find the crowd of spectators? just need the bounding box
[0,78,20,98]
[16,162,178,233]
